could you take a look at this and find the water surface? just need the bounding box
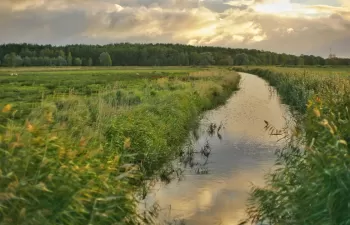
[144,72,293,225]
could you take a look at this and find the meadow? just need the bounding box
[233,66,350,225]
[0,67,240,225]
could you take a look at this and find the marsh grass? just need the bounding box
[0,68,240,225]
[234,67,350,225]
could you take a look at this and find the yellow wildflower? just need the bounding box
[313,108,321,118]
[2,104,12,113]
[26,121,34,132]
[124,137,131,149]
[306,100,313,108]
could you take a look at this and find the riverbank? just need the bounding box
[143,72,293,225]
[0,69,240,225]
[232,67,350,225]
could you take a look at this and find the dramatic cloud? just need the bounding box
[1,0,349,57]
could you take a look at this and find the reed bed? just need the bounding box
[234,67,350,225]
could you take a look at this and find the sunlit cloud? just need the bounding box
[0,0,350,57]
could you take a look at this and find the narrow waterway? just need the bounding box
[144,72,293,225]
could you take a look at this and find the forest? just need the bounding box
[1,43,350,67]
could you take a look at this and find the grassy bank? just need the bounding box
[233,67,350,225]
[0,68,240,225]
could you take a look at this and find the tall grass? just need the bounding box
[0,69,240,225]
[233,67,350,225]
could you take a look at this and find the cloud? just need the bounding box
[0,0,349,57]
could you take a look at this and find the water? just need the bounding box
[143,73,293,225]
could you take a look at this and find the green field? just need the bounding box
[0,67,203,121]
[0,67,240,224]
[233,66,350,225]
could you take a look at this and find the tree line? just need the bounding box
[0,43,349,67]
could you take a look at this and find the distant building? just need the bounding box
[329,53,336,59]
[329,48,336,59]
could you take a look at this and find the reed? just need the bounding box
[234,67,350,225]
[0,68,240,225]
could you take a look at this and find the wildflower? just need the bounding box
[306,100,313,108]
[316,96,321,103]
[26,121,34,132]
[313,108,321,118]
[2,104,12,113]
[320,119,328,126]
[124,137,131,149]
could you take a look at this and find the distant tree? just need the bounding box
[189,52,201,65]
[297,56,305,66]
[234,53,249,65]
[266,53,273,65]
[178,52,189,66]
[57,50,65,58]
[199,52,215,66]
[0,43,349,67]
[74,57,82,66]
[3,53,16,67]
[19,48,34,58]
[88,57,93,66]
[227,56,234,66]
[23,56,32,66]
[30,57,38,66]
[40,48,53,58]
[37,57,45,66]
[15,55,23,67]
[67,52,73,66]
[279,54,287,65]
[139,49,148,66]
[3,53,23,67]
[43,57,51,66]
[50,58,58,66]
[57,56,67,66]
[272,54,279,65]
[99,52,112,66]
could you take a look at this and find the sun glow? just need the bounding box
[186,24,218,38]
[254,0,293,14]
[253,0,330,17]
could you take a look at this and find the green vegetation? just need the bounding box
[1,43,349,68]
[0,67,240,225]
[0,67,198,121]
[233,66,350,225]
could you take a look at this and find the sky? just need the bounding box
[1,0,350,57]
